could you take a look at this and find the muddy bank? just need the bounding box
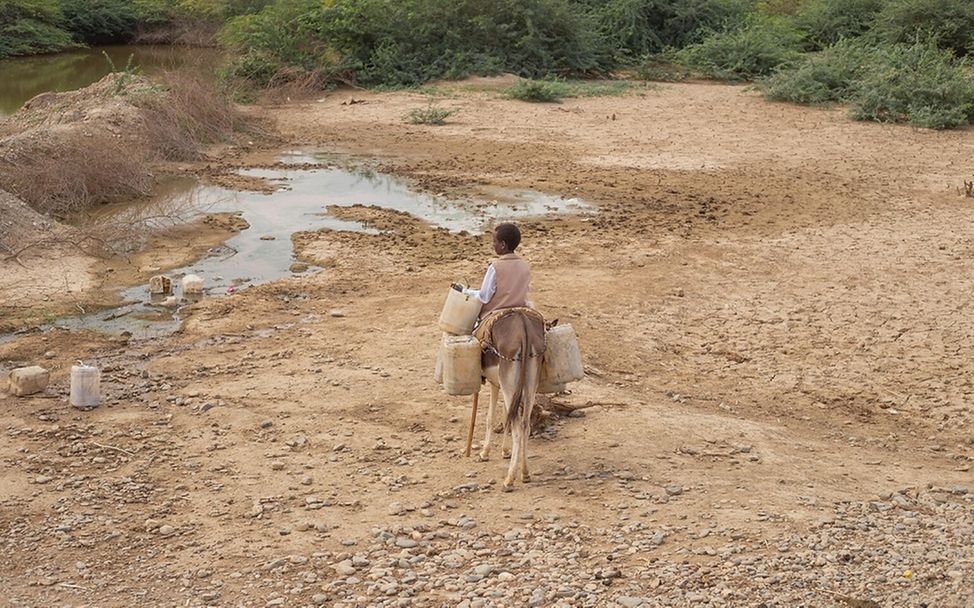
[0,210,248,334]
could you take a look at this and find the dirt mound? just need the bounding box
[0,189,70,256]
[0,74,153,165]
[0,72,244,217]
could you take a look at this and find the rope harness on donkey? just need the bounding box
[473,307,547,362]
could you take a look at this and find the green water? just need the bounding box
[0,45,222,117]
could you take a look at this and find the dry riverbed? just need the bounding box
[1,80,972,607]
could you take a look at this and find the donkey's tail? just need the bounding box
[504,313,530,430]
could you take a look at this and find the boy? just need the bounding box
[462,223,531,319]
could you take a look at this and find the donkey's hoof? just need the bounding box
[521,473,532,483]
[502,481,514,492]
[477,451,490,462]
[502,450,512,459]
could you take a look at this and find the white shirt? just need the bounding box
[463,265,496,304]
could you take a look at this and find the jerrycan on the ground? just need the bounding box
[441,335,482,396]
[70,363,100,409]
[438,286,482,335]
[182,274,204,295]
[542,324,584,386]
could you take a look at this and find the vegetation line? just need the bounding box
[3,0,973,128]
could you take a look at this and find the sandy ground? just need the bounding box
[1,81,972,607]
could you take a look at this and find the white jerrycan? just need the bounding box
[441,335,482,396]
[70,363,101,409]
[438,287,482,335]
[542,324,584,386]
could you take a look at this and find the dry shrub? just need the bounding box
[138,72,247,161]
[253,67,335,105]
[0,130,153,217]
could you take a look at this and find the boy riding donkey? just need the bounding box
[457,223,546,490]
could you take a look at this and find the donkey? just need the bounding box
[476,309,546,490]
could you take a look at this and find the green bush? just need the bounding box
[850,40,974,129]
[763,38,873,104]
[219,50,284,87]
[678,15,803,79]
[61,0,137,43]
[403,103,455,125]
[0,0,78,58]
[792,0,884,50]
[874,0,974,57]
[506,79,571,102]
[634,50,691,81]
[585,0,751,59]
[222,0,611,88]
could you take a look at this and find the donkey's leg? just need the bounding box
[502,414,512,459]
[520,358,539,482]
[479,382,499,461]
[504,413,523,491]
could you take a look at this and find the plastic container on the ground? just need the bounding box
[70,364,100,409]
[182,274,204,295]
[542,324,584,386]
[438,287,482,335]
[149,275,172,295]
[442,335,482,396]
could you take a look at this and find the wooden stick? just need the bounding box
[464,390,480,457]
[90,442,136,457]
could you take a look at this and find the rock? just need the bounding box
[396,538,418,548]
[312,594,328,605]
[329,309,346,318]
[334,560,356,576]
[665,485,683,496]
[8,366,50,397]
[260,235,276,241]
[388,501,406,516]
[596,568,621,579]
[289,262,309,273]
[34,475,53,484]
[260,420,274,429]
[200,591,220,602]
[617,597,645,608]
[158,525,175,536]
[891,494,911,508]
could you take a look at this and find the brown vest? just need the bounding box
[480,253,531,317]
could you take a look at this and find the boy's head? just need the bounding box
[493,223,521,255]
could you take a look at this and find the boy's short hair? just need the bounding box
[495,223,521,251]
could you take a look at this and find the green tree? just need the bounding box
[0,0,78,58]
[61,0,137,43]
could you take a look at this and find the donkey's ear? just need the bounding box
[546,318,559,329]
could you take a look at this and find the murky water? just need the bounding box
[25,154,589,340]
[0,45,221,116]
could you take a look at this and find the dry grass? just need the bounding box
[254,67,337,105]
[138,72,248,161]
[0,130,153,218]
[0,72,252,258]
